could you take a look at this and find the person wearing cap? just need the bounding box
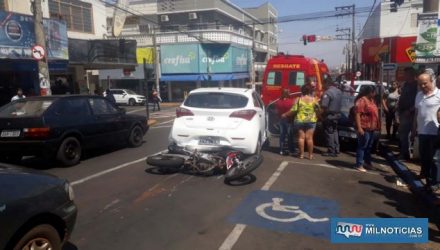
[320,79,343,157]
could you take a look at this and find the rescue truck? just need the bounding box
[262,54,331,142]
[261,53,331,106]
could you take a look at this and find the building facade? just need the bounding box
[358,0,439,82]
[0,0,137,106]
[102,0,278,102]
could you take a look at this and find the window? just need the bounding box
[53,98,90,116]
[252,92,263,108]
[0,100,53,117]
[184,93,248,109]
[111,90,124,95]
[266,71,282,86]
[288,71,305,86]
[49,0,94,33]
[0,0,7,11]
[88,98,118,115]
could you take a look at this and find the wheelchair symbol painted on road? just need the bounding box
[229,190,339,238]
[256,197,329,223]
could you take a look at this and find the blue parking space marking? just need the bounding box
[228,190,339,239]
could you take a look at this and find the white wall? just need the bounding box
[361,0,423,40]
[68,0,107,40]
[6,0,50,18]
[378,1,422,38]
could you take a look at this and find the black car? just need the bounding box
[0,165,77,249]
[0,95,149,166]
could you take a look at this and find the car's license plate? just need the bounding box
[199,137,220,145]
[1,130,20,138]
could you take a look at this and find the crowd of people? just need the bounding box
[275,67,440,193]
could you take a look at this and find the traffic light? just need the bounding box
[307,35,316,43]
[303,35,307,45]
[390,0,404,12]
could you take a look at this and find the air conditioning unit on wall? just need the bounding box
[189,12,197,20]
[161,15,169,22]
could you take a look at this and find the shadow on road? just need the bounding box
[63,242,78,250]
[15,142,146,170]
[358,180,440,243]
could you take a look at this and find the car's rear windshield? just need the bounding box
[0,100,54,117]
[184,92,248,109]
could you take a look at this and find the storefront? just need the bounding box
[160,43,251,102]
[361,36,416,83]
[0,11,68,105]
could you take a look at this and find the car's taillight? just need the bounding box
[229,110,257,121]
[23,127,51,138]
[176,107,194,118]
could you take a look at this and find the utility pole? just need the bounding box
[32,0,51,95]
[251,22,256,89]
[152,27,160,100]
[335,5,356,86]
[336,27,351,74]
[351,4,356,75]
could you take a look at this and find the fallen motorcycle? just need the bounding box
[146,144,262,182]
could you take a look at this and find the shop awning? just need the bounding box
[160,73,249,82]
[160,74,201,81]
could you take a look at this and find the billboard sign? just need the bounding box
[0,11,68,60]
[415,13,439,63]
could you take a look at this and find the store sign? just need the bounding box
[160,44,250,74]
[415,13,440,63]
[0,11,68,60]
[136,47,154,64]
[161,44,198,74]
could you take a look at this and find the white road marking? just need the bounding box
[151,126,172,129]
[127,108,146,114]
[219,161,289,250]
[71,150,167,186]
[288,161,380,175]
[157,119,175,125]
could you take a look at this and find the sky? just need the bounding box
[230,0,376,69]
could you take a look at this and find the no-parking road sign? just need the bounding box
[32,45,45,60]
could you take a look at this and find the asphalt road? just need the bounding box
[12,105,440,250]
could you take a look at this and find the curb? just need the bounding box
[379,141,440,209]
[379,142,436,201]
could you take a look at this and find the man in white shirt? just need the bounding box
[11,88,25,102]
[412,68,440,190]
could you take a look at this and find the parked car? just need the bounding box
[0,95,149,166]
[0,164,77,250]
[104,89,146,106]
[169,88,267,155]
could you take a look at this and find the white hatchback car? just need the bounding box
[169,88,267,155]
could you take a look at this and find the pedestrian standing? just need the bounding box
[382,81,400,140]
[354,86,380,172]
[320,80,343,157]
[276,89,294,155]
[398,67,418,160]
[412,68,440,188]
[11,88,25,102]
[283,84,319,159]
[152,88,161,111]
[104,88,116,104]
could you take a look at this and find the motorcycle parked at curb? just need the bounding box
[146,144,262,182]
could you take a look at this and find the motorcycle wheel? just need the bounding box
[146,154,184,169]
[224,154,263,182]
